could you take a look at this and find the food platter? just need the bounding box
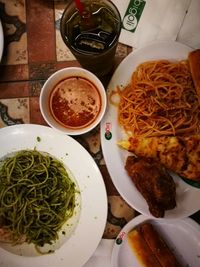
[111,215,200,267]
[100,41,200,219]
[0,19,3,61]
[0,124,107,267]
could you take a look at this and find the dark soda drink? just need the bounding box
[60,0,121,76]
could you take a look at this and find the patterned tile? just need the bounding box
[3,35,28,65]
[54,2,76,62]
[0,81,29,98]
[29,80,44,97]
[26,0,56,63]
[103,196,136,239]
[0,0,28,65]
[28,60,80,81]
[29,96,48,125]
[100,165,119,195]
[29,62,58,80]
[116,43,128,57]
[0,97,29,127]
[0,64,29,82]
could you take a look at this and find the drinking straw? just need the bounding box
[75,0,94,28]
[75,0,84,14]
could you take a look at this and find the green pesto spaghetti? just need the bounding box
[0,149,76,247]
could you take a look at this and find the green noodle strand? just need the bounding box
[0,149,76,247]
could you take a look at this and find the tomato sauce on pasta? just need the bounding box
[111,60,200,137]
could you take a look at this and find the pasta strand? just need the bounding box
[111,60,200,137]
[0,150,77,247]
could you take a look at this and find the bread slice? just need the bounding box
[188,49,200,105]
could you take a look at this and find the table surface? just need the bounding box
[0,0,199,242]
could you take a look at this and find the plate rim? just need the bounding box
[0,19,4,61]
[100,40,200,219]
[0,124,108,267]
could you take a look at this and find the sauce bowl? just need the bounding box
[39,67,107,135]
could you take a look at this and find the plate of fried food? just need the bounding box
[0,124,107,267]
[100,41,200,219]
[111,214,200,267]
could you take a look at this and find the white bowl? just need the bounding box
[39,67,107,135]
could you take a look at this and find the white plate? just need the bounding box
[100,41,200,219]
[111,215,200,267]
[0,124,107,267]
[0,19,3,61]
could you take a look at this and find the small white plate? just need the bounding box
[100,41,200,219]
[0,19,4,61]
[0,124,107,267]
[111,215,200,267]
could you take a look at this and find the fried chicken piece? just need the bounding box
[119,135,200,182]
[125,156,176,217]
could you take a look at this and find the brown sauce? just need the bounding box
[49,76,101,129]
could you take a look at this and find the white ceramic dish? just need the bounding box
[100,41,200,219]
[111,215,200,267]
[0,19,4,61]
[0,124,107,267]
[40,67,107,135]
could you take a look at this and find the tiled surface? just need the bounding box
[0,0,135,239]
[1,0,199,240]
[0,0,27,65]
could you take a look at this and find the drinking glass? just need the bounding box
[60,0,121,76]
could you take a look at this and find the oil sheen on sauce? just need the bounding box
[49,76,101,129]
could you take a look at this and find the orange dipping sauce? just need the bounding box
[49,76,101,129]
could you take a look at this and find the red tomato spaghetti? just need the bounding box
[111,60,200,137]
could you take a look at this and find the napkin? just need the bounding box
[82,239,114,267]
[112,0,191,48]
[177,0,200,49]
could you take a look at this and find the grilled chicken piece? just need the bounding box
[125,156,176,217]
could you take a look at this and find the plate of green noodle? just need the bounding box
[0,124,107,267]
